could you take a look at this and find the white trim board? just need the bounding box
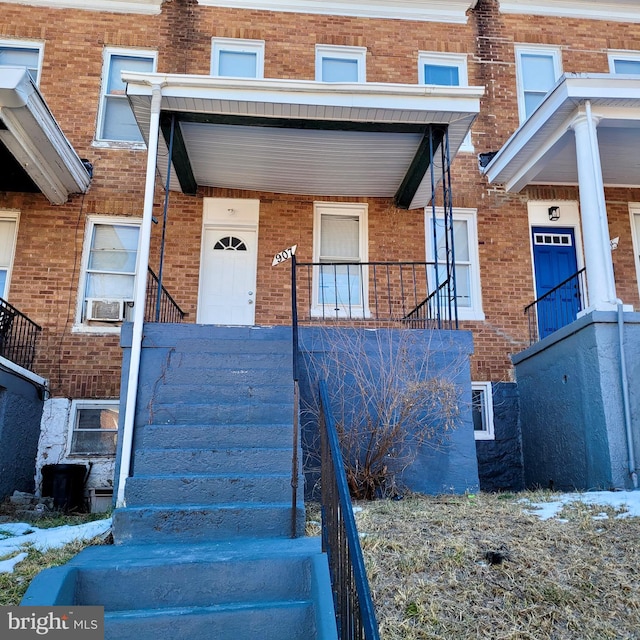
[0,0,164,13]
[196,1,477,23]
[500,1,640,23]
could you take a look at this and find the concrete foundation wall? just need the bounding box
[298,327,479,497]
[513,311,640,491]
[475,382,525,492]
[0,370,45,500]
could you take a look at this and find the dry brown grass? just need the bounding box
[312,492,640,640]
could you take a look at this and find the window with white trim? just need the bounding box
[315,45,366,82]
[425,208,484,321]
[211,38,265,78]
[77,217,141,328]
[0,39,43,84]
[69,400,119,456]
[418,52,472,150]
[472,382,494,441]
[96,48,156,144]
[0,212,19,300]
[629,204,640,300]
[515,46,562,122]
[609,51,640,75]
[313,203,368,315]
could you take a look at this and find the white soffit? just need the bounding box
[500,1,640,23]
[0,68,91,204]
[0,0,165,14]
[483,74,640,192]
[196,0,478,23]
[125,73,482,209]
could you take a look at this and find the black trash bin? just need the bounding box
[41,464,88,512]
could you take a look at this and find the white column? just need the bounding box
[116,84,163,507]
[571,105,617,311]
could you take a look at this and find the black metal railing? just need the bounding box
[525,268,587,344]
[145,267,185,323]
[0,298,41,371]
[319,379,380,640]
[293,261,456,330]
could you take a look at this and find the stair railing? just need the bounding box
[319,379,380,640]
[0,297,42,371]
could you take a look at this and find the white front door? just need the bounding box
[197,228,257,325]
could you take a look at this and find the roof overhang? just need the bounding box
[0,68,91,204]
[124,73,483,209]
[196,1,479,23]
[483,74,640,192]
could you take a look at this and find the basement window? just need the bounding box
[69,400,119,456]
[472,382,494,441]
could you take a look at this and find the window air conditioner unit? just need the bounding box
[86,298,125,322]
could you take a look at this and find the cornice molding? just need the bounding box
[500,1,640,24]
[0,0,165,14]
[196,1,478,23]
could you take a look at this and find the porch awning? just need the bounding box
[0,68,91,204]
[483,73,640,192]
[124,73,483,209]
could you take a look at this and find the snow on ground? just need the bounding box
[522,490,640,521]
[0,518,111,573]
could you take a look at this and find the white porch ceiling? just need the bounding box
[0,67,91,204]
[125,73,483,209]
[483,74,640,192]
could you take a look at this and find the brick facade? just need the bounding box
[2,0,640,400]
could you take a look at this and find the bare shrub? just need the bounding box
[305,327,464,500]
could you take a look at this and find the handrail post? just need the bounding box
[290,254,300,538]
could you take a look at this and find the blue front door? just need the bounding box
[532,227,581,339]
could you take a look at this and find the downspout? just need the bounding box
[116,84,163,507]
[617,300,637,489]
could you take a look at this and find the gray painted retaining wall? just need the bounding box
[0,369,45,500]
[513,311,640,491]
[475,382,525,493]
[298,327,479,497]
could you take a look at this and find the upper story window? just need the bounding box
[425,208,484,321]
[315,45,366,82]
[0,39,43,84]
[418,52,472,150]
[211,38,265,78]
[76,216,141,331]
[515,46,562,122]
[0,212,19,299]
[609,51,640,75]
[96,48,156,145]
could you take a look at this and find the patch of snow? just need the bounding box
[523,490,640,521]
[0,552,28,573]
[0,518,111,572]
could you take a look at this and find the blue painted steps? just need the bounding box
[22,325,336,639]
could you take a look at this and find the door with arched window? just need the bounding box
[197,227,257,325]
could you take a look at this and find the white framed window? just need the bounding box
[609,51,640,75]
[211,38,265,78]
[0,211,19,300]
[629,203,640,301]
[471,382,494,441]
[68,400,119,456]
[95,48,156,145]
[0,39,44,84]
[515,45,562,122]
[418,52,472,150]
[425,207,484,321]
[76,216,141,331]
[315,45,366,82]
[312,202,368,316]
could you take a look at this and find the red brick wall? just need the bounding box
[2,0,640,396]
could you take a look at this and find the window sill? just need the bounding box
[71,324,122,335]
[91,140,147,151]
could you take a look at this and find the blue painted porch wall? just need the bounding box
[513,311,640,491]
[0,370,45,499]
[298,327,479,497]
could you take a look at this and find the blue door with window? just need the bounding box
[532,227,581,339]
